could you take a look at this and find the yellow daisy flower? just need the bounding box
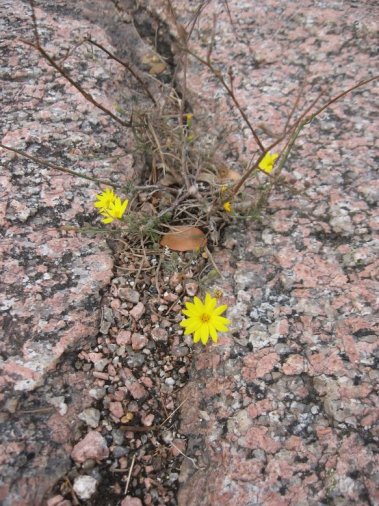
[259,152,279,174]
[223,201,232,213]
[94,187,117,210]
[99,196,129,224]
[180,293,230,345]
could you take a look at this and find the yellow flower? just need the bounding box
[223,201,232,213]
[94,187,128,224]
[180,293,230,345]
[94,187,117,210]
[259,152,279,174]
[185,113,193,127]
[99,196,129,224]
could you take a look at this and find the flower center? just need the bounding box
[200,313,211,323]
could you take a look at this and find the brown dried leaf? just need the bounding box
[160,226,207,252]
[149,62,167,75]
[141,53,160,65]
[218,164,240,183]
[160,172,182,186]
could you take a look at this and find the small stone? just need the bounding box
[112,428,125,445]
[117,330,132,345]
[108,364,117,376]
[82,459,96,471]
[100,320,111,334]
[175,283,183,294]
[94,359,109,372]
[130,302,145,321]
[47,496,65,506]
[185,281,198,296]
[121,497,143,506]
[128,382,147,400]
[126,353,145,368]
[73,475,98,500]
[113,446,128,458]
[171,345,189,357]
[141,413,155,426]
[78,408,101,428]
[118,287,140,304]
[89,388,106,400]
[163,292,177,302]
[162,430,174,444]
[151,327,168,342]
[131,333,148,350]
[169,272,182,287]
[4,398,18,414]
[71,431,109,463]
[109,401,124,419]
[48,396,68,416]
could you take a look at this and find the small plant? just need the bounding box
[0,0,378,348]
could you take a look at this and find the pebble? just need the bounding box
[46,496,65,506]
[151,327,168,342]
[109,401,124,419]
[142,413,155,426]
[128,382,147,400]
[112,429,125,445]
[93,371,109,380]
[78,408,101,428]
[89,388,106,400]
[94,358,109,372]
[71,431,109,463]
[48,396,68,416]
[171,345,189,357]
[132,333,148,350]
[184,281,198,296]
[130,302,145,320]
[126,353,145,368]
[73,475,98,500]
[113,446,128,458]
[121,497,143,506]
[162,430,174,444]
[118,287,140,303]
[82,459,96,471]
[100,320,112,334]
[117,330,132,345]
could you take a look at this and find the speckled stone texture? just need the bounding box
[0,0,148,503]
[144,1,379,505]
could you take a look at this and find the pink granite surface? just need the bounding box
[0,0,139,503]
[0,0,378,504]
[144,1,379,505]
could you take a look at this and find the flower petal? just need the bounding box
[204,293,217,312]
[193,328,202,343]
[209,325,218,343]
[102,216,114,224]
[212,315,231,332]
[193,296,204,311]
[214,304,228,316]
[184,320,203,335]
[200,323,209,344]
